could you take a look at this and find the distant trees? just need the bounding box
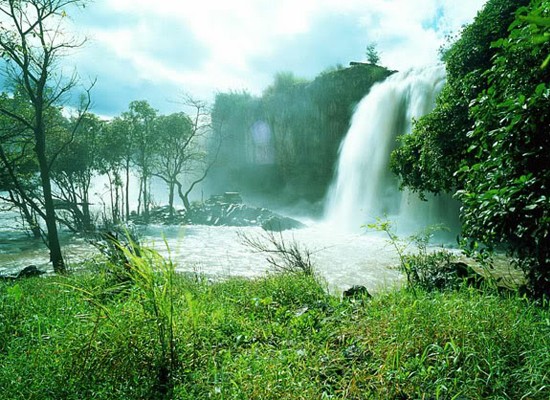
[170,95,217,211]
[49,112,104,232]
[0,0,91,273]
[152,112,194,216]
[0,2,222,275]
[87,98,215,222]
[123,100,158,223]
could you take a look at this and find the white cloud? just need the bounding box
[72,0,487,115]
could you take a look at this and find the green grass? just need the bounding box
[0,269,549,399]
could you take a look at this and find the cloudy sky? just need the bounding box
[65,0,487,117]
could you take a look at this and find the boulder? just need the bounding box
[1,265,46,280]
[343,285,372,299]
[261,215,306,232]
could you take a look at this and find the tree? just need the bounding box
[124,100,157,223]
[0,91,42,238]
[456,0,550,298]
[366,43,381,65]
[0,0,92,273]
[390,0,530,196]
[152,112,194,216]
[390,0,549,297]
[173,95,218,211]
[101,116,133,223]
[50,112,103,231]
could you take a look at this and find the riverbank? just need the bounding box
[1,266,548,399]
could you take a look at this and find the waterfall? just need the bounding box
[325,65,459,234]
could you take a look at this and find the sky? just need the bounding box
[63,0,488,117]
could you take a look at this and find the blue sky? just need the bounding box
[62,0,487,117]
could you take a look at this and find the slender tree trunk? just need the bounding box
[125,158,130,221]
[168,181,175,218]
[82,191,91,231]
[25,209,42,239]
[34,117,65,273]
[19,203,42,239]
[143,173,150,223]
[137,177,142,216]
[176,181,191,211]
[12,191,41,239]
[114,177,120,224]
[80,175,93,231]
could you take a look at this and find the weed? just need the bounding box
[238,230,315,276]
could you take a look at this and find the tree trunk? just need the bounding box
[168,181,175,218]
[21,202,41,239]
[8,190,41,239]
[35,123,65,273]
[137,177,142,216]
[142,173,150,223]
[108,172,116,223]
[125,158,130,221]
[176,181,191,211]
[82,193,92,231]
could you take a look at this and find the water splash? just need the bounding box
[325,66,459,234]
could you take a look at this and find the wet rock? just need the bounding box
[1,265,46,280]
[17,265,46,278]
[129,192,306,231]
[261,215,306,232]
[187,195,305,231]
[343,285,372,299]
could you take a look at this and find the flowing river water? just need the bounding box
[0,208,404,294]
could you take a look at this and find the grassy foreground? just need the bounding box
[0,269,549,399]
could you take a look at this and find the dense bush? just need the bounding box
[457,0,550,298]
[391,0,549,297]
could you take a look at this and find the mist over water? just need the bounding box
[325,66,459,234]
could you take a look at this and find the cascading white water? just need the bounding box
[325,65,459,233]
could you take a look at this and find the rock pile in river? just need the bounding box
[187,194,305,231]
[133,192,306,231]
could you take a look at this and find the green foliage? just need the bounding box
[391,0,531,196]
[390,86,471,196]
[391,0,549,297]
[1,271,549,399]
[456,0,550,298]
[367,217,457,291]
[519,1,550,68]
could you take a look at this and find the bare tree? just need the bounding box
[238,230,314,276]
[170,94,222,211]
[0,0,92,273]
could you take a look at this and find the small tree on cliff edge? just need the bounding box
[0,0,92,273]
[366,43,381,65]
